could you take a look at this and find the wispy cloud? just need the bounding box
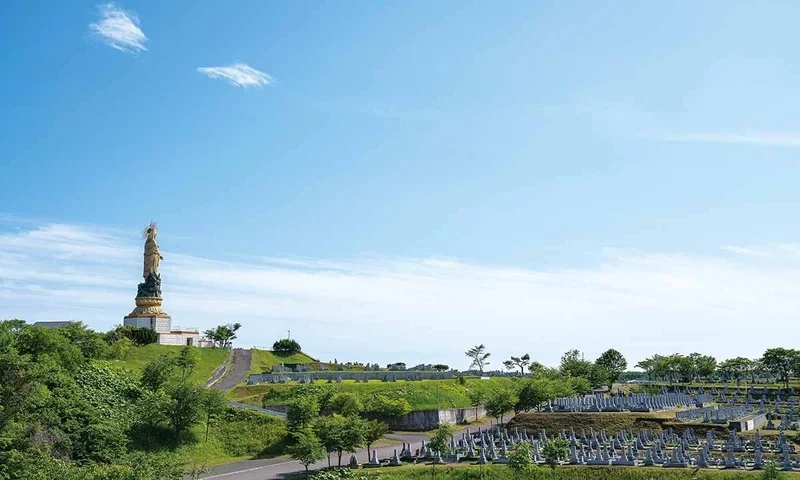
[196,63,274,88]
[2,221,800,367]
[655,132,800,147]
[89,3,147,54]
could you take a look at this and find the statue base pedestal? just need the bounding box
[123,296,171,334]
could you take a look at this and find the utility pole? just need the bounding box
[287,329,291,340]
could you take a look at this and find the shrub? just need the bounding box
[273,338,302,355]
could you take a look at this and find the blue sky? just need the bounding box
[3,1,800,369]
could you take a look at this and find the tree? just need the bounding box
[594,349,627,390]
[273,338,302,355]
[287,428,326,474]
[505,354,531,376]
[466,387,486,421]
[200,388,227,442]
[329,392,362,417]
[559,349,592,379]
[141,354,175,392]
[427,423,454,476]
[337,415,366,467]
[175,346,198,383]
[164,382,204,440]
[761,460,786,480]
[362,394,411,417]
[287,396,319,431]
[465,344,491,373]
[312,415,344,467]
[203,323,242,348]
[515,379,548,413]
[507,441,534,477]
[363,419,389,461]
[635,356,656,380]
[432,364,449,372]
[542,437,569,478]
[691,353,717,380]
[761,348,799,388]
[484,388,518,425]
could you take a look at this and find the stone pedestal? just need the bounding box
[123,296,171,333]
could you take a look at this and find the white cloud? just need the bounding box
[89,3,147,54]
[1,220,799,369]
[197,63,274,88]
[656,132,800,147]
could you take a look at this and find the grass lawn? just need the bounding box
[248,348,316,376]
[177,407,287,468]
[230,378,517,411]
[105,343,230,385]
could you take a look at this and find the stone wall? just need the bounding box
[158,331,200,346]
[366,406,488,431]
[248,370,456,384]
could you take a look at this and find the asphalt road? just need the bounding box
[199,417,510,480]
[213,348,252,391]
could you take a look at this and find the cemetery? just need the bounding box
[344,423,800,473]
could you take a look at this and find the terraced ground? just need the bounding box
[247,348,316,376]
[229,377,518,411]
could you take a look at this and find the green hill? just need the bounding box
[248,348,316,375]
[105,343,230,385]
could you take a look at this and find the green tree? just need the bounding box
[466,386,486,421]
[594,348,627,389]
[427,423,454,476]
[312,415,343,467]
[273,338,302,354]
[484,388,518,425]
[432,364,449,372]
[336,415,366,467]
[329,392,362,417]
[200,388,228,441]
[465,344,491,373]
[175,345,199,383]
[287,395,319,431]
[542,437,569,478]
[164,382,204,440]
[507,441,534,477]
[559,349,592,379]
[505,354,531,376]
[363,419,389,461]
[287,427,326,474]
[141,354,176,392]
[761,348,799,388]
[690,353,717,380]
[362,394,411,417]
[203,323,242,348]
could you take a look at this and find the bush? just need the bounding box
[106,325,158,346]
[273,338,302,355]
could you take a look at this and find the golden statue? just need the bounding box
[142,222,163,279]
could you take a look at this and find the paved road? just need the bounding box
[213,348,252,391]
[199,417,511,480]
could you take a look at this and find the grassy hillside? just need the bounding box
[231,378,517,410]
[248,348,316,375]
[105,343,229,385]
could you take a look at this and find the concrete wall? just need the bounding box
[158,332,200,346]
[248,370,456,384]
[367,406,488,431]
[123,316,154,329]
[154,317,171,334]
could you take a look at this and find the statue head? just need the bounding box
[143,221,158,240]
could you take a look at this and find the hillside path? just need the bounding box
[212,348,252,391]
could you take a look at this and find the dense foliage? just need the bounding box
[0,319,283,480]
[273,338,303,355]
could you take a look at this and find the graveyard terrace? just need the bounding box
[508,411,709,437]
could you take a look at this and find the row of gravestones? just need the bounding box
[351,426,799,471]
[675,405,752,423]
[546,392,706,413]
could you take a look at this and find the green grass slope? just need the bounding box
[248,348,316,376]
[106,344,229,385]
[231,378,517,411]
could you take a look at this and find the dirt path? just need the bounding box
[212,348,252,391]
